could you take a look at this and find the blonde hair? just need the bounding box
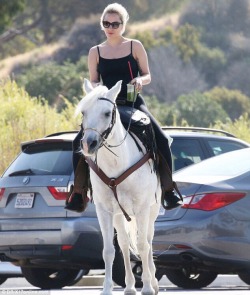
[100,3,129,34]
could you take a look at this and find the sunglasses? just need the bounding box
[102,21,123,29]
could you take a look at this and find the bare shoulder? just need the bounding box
[131,39,144,48]
[89,45,98,56]
[130,39,147,58]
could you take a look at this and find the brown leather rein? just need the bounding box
[85,152,152,222]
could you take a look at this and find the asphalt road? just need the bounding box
[0,275,249,294]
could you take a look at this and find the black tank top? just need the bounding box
[97,41,140,100]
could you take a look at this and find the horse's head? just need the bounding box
[76,79,122,156]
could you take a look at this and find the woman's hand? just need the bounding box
[131,77,143,92]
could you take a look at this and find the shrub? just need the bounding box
[0,79,80,174]
[204,87,250,120]
[15,57,88,110]
[174,91,228,127]
[212,114,250,143]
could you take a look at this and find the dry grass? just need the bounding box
[0,42,65,79]
[128,12,180,34]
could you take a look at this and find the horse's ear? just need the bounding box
[83,78,93,94]
[107,80,122,102]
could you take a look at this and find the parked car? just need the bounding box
[0,128,249,289]
[0,131,114,289]
[153,147,250,289]
[163,126,250,171]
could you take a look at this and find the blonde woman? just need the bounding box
[66,3,181,212]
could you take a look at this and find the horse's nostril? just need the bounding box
[89,140,98,150]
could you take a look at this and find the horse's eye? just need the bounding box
[105,111,111,118]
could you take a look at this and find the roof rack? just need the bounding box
[162,126,236,138]
[45,131,78,138]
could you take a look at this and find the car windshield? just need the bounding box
[174,147,250,183]
[3,142,73,177]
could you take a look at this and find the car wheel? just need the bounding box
[238,271,250,285]
[21,267,87,289]
[165,268,218,289]
[0,277,7,285]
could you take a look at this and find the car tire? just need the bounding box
[0,277,7,285]
[238,271,250,285]
[21,267,87,289]
[164,268,218,289]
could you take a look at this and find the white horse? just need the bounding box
[77,79,161,295]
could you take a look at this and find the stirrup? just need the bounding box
[162,190,182,210]
[65,186,89,213]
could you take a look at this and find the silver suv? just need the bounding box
[0,128,249,289]
[0,132,104,289]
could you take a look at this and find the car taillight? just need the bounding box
[48,186,68,200]
[61,245,73,251]
[182,192,246,211]
[0,188,5,201]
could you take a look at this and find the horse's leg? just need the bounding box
[96,205,115,295]
[113,214,136,295]
[147,203,160,295]
[136,208,155,295]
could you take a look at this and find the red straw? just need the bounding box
[128,61,133,80]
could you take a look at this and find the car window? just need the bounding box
[207,139,246,156]
[171,139,205,171]
[3,142,73,176]
[174,148,250,183]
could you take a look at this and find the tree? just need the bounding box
[173,24,201,63]
[0,0,25,33]
[204,87,250,120]
[0,0,40,45]
[174,91,228,127]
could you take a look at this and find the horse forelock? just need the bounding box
[75,85,109,116]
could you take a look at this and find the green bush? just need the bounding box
[194,46,226,86]
[174,91,228,127]
[204,87,250,120]
[15,57,88,110]
[212,114,250,143]
[144,95,171,125]
[173,24,201,63]
[0,79,80,174]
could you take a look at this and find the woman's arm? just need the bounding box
[88,46,101,87]
[131,40,151,91]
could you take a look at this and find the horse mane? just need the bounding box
[75,84,109,116]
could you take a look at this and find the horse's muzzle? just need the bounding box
[81,133,100,156]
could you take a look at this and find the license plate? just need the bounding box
[15,193,35,208]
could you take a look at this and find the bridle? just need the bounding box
[82,97,132,153]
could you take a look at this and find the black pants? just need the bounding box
[134,94,173,171]
[72,94,173,172]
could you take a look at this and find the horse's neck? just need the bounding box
[95,119,141,176]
